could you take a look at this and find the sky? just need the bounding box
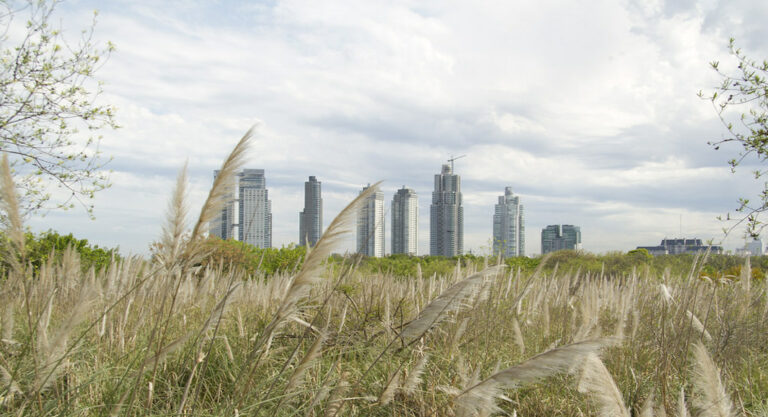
[12,0,768,255]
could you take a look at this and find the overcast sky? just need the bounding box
[18,0,768,255]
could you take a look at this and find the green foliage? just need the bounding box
[701,38,768,236]
[0,0,117,215]
[1,229,120,272]
[627,248,652,263]
[201,237,307,276]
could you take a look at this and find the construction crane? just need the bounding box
[447,154,466,172]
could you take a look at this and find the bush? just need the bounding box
[0,230,120,272]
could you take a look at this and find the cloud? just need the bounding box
[25,0,768,255]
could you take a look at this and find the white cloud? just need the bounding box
[19,0,768,255]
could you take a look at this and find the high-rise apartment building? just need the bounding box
[299,176,323,247]
[356,184,385,257]
[492,187,525,257]
[541,225,581,254]
[430,164,463,257]
[238,169,272,248]
[391,187,418,255]
[209,169,272,248]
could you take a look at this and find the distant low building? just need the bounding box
[636,238,723,256]
[541,225,582,254]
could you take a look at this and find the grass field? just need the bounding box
[1,133,766,416]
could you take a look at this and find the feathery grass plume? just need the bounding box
[512,317,525,355]
[686,310,712,342]
[275,182,382,326]
[2,303,13,343]
[577,353,630,417]
[452,339,608,416]
[378,368,401,405]
[690,342,736,417]
[639,393,654,417]
[660,284,674,305]
[35,284,96,393]
[157,161,189,267]
[679,386,690,417]
[398,265,504,342]
[324,371,350,417]
[189,126,254,244]
[141,331,193,369]
[402,353,429,396]
[285,332,327,393]
[0,154,24,264]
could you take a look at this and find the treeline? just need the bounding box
[15,232,761,281]
[0,230,120,272]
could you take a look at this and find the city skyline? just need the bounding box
[25,1,768,256]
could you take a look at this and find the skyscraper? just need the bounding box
[492,187,525,257]
[238,169,272,248]
[356,184,385,257]
[299,176,323,247]
[210,169,272,248]
[392,187,418,255]
[430,164,463,257]
[541,225,581,254]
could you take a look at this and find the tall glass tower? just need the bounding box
[299,176,322,247]
[210,169,272,248]
[430,164,463,257]
[238,169,272,248]
[392,187,418,255]
[493,187,524,257]
[356,184,385,257]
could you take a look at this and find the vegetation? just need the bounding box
[0,131,766,416]
[201,237,307,276]
[702,38,768,236]
[0,0,117,214]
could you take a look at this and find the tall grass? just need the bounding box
[0,133,766,416]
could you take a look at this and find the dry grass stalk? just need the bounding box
[577,353,630,417]
[285,332,327,393]
[679,386,690,417]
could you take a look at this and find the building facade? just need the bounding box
[210,169,272,248]
[492,187,525,257]
[299,176,323,247]
[392,187,418,255]
[238,169,272,248]
[357,184,385,257]
[541,224,581,254]
[430,164,463,257]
